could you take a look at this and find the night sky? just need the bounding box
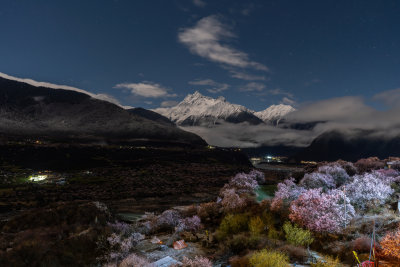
[1,0,399,110]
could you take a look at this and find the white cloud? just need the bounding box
[268,88,294,98]
[189,79,229,93]
[161,100,179,107]
[178,15,268,71]
[114,81,176,98]
[229,70,266,81]
[281,97,295,105]
[95,93,122,105]
[239,82,265,92]
[181,123,314,148]
[180,93,400,148]
[287,96,374,122]
[0,72,126,107]
[373,88,400,107]
[192,0,206,7]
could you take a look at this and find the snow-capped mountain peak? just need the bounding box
[153,91,262,126]
[153,91,295,126]
[254,104,296,124]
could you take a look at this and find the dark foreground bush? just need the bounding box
[0,201,112,266]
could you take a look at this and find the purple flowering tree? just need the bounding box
[107,221,132,236]
[228,172,259,194]
[318,164,350,186]
[220,188,246,212]
[289,188,355,233]
[299,172,336,190]
[271,178,306,210]
[373,169,400,184]
[345,172,394,210]
[177,215,202,232]
[156,209,181,229]
[248,169,266,184]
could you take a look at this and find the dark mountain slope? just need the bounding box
[295,131,400,161]
[0,77,205,145]
[127,107,175,126]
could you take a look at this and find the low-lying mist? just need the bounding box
[182,90,400,148]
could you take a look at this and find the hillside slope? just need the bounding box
[0,77,205,145]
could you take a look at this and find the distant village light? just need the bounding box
[29,175,47,182]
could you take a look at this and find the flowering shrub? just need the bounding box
[178,256,212,267]
[380,227,400,260]
[373,169,400,184]
[300,172,336,190]
[248,169,265,184]
[289,188,355,233]
[220,188,246,212]
[119,236,134,254]
[318,164,350,186]
[332,160,358,176]
[228,172,259,194]
[177,215,202,232]
[106,233,135,260]
[156,209,181,229]
[346,173,394,210]
[108,222,132,236]
[271,178,306,210]
[119,253,154,267]
[249,249,289,267]
[108,235,134,253]
[107,233,122,247]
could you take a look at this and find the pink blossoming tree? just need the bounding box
[271,178,306,210]
[345,172,394,210]
[177,215,202,232]
[228,172,259,194]
[289,188,355,233]
[299,172,336,190]
[219,188,246,212]
[318,164,350,186]
[156,209,181,229]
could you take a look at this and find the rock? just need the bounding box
[159,245,168,251]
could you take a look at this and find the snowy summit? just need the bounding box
[153,91,295,126]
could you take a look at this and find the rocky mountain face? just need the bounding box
[153,91,295,126]
[0,77,205,146]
